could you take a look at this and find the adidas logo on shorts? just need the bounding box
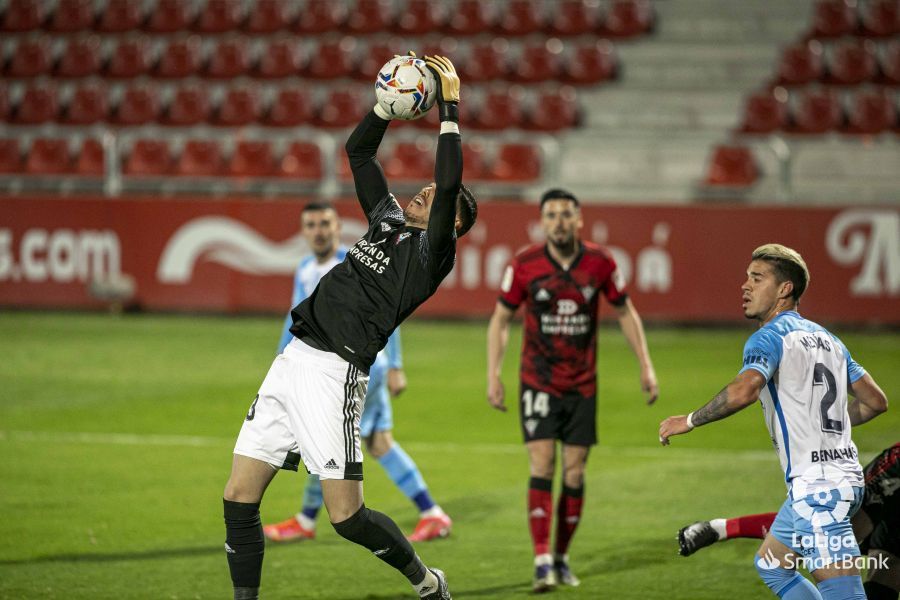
[325,459,340,470]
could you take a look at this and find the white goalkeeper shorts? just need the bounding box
[233,338,368,480]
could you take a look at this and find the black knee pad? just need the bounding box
[332,505,417,573]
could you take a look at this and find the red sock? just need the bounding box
[528,477,553,556]
[554,485,584,556]
[725,512,777,539]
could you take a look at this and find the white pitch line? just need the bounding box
[0,430,778,461]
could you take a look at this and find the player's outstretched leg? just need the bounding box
[678,521,720,557]
[325,480,451,599]
[375,440,451,542]
[263,473,320,542]
[679,512,777,556]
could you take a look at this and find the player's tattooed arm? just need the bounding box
[659,369,764,445]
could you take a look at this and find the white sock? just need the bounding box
[420,505,444,519]
[295,513,316,531]
[709,518,727,540]
[534,553,553,567]
[414,569,438,597]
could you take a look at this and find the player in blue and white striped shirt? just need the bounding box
[263,202,451,544]
[660,243,888,600]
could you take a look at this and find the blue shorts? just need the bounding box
[770,480,864,572]
[359,365,393,438]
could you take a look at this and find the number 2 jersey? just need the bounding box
[738,311,866,488]
[499,242,627,398]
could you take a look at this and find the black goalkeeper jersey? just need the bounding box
[289,111,461,372]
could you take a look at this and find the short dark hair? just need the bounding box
[456,183,477,237]
[539,188,579,209]
[302,201,335,214]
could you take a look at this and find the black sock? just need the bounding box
[332,504,427,585]
[865,581,899,600]
[223,499,264,593]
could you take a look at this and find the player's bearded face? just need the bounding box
[742,260,780,320]
[301,209,340,259]
[404,182,436,227]
[541,199,583,249]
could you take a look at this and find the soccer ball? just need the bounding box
[375,55,437,120]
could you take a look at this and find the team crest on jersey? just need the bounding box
[580,286,595,301]
[396,232,411,244]
[535,288,551,301]
[380,222,392,232]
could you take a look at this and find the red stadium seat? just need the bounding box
[495,0,544,36]
[0,139,22,173]
[55,36,102,78]
[844,88,896,134]
[227,141,274,177]
[48,0,93,32]
[155,37,203,78]
[256,39,303,78]
[305,38,357,80]
[278,142,323,179]
[513,41,563,83]
[26,138,71,175]
[96,0,143,32]
[826,39,878,85]
[810,0,856,38]
[296,0,346,33]
[789,87,843,133]
[396,0,445,35]
[315,86,364,128]
[147,0,193,32]
[205,38,250,79]
[13,84,58,124]
[490,144,541,181]
[244,0,289,32]
[461,142,490,180]
[738,89,789,134]
[162,85,210,126]
[563,40,617,85]
[860,0,900,36]
[62,82,108,124]
[460,39,509,82]
[176,140,223,176]
[550,0,599,36]
[881,40,900,84]
[105,37,152,78]
[195,0,242,32]
[448,0,493,35]
[383,140,433,181]
[264,87,315,126]
[114,84,160,125]
[525,87,579,131]
[603,0,654,37]
[345,0,393,34]
[6,38,52,78]
[705,145,758,187]
[355,39,401,82]
[776,40,825,85]
[1,0,43,31]
[472,89,525,130]
[0,85,9,121]
[125,139,172,176]
[214,88,260,126]
[75,138,104,176]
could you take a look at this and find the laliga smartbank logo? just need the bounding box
[756,463,888,572]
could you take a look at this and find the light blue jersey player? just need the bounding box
[660,244,888,600]
[262,202,451,544]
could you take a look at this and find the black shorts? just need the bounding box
[518,384,596,446]
[860,444,900,556]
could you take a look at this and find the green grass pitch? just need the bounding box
[0,312,896,599]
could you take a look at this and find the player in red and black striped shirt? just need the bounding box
[486,188,659,592]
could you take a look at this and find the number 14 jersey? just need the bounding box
[739,311,866,488]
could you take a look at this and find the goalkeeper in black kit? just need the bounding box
[221,55,477,600]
